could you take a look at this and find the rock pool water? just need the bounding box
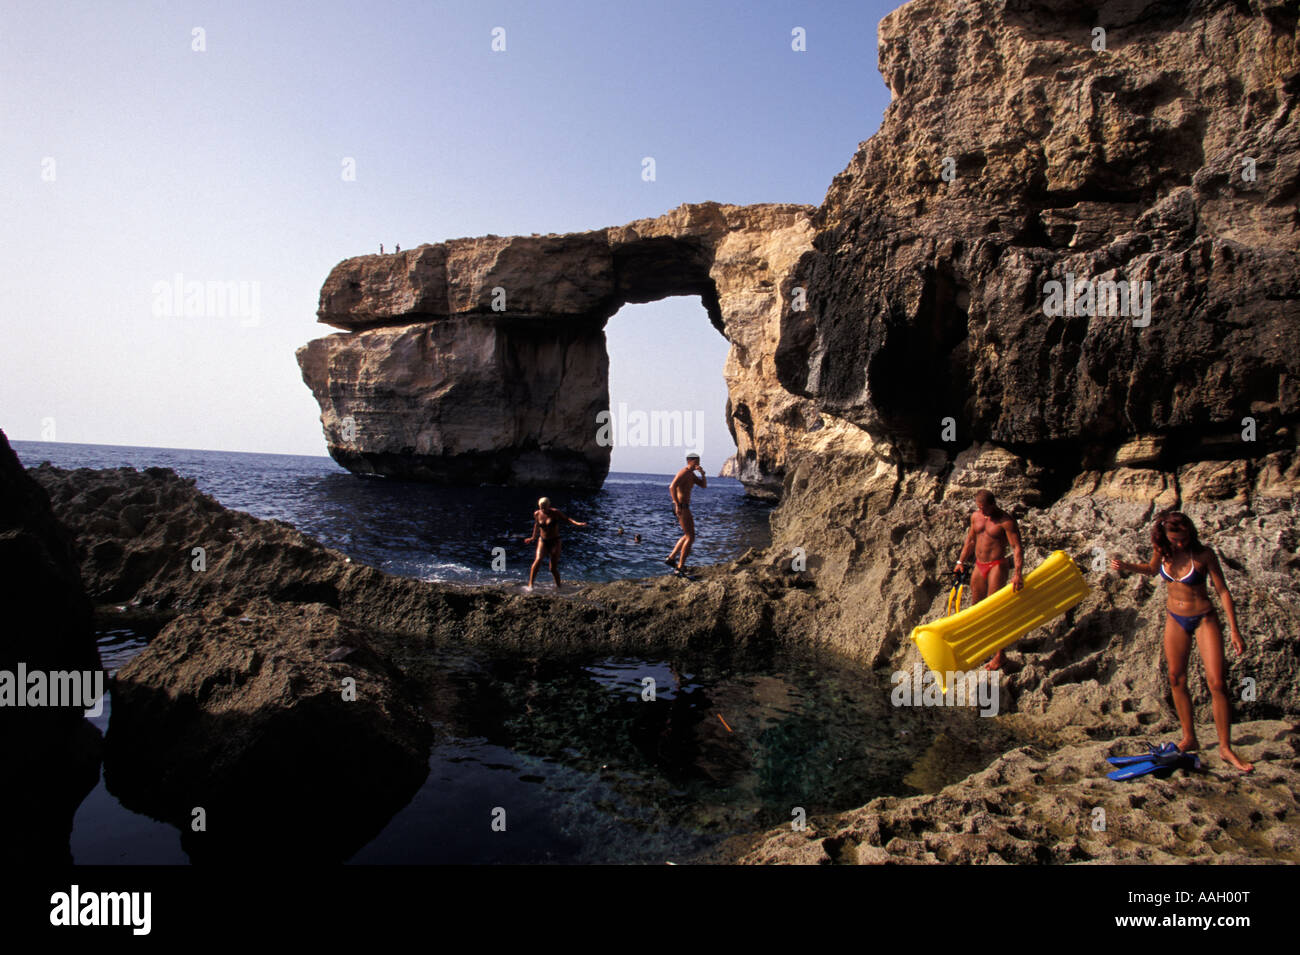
[76,627,1022,864]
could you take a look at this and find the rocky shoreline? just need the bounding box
[5,0,1298,864]
[730,722,1299,865]
[6,440,1296,864]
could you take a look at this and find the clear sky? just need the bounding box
[1,0,896,474]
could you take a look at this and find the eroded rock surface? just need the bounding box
[765,442,1300,732]
[298,202,831,497]
[738,722,1300,864]
[779,0,1300,468]
[25,445,1300,866]
[105,598,431,863]
[25,463,797,659]
[31,463,351,613]
[739,0,1300,863]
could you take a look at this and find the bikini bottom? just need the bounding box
[1168,609,1212,635]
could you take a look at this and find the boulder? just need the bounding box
[104,598,432,863]
[30,463,349,614]
[0,430,103,863]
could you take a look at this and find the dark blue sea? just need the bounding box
[12,441,772,586]
[13,441,1018,864]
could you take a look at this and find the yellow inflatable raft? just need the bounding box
[910,550,1090,691]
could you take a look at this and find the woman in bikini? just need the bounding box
[1110,510,1253,772]
[523,496,586,591]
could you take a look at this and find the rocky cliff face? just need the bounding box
[763,0,1300,660]
[746,0,1300,860]
[298,202,826,497]
[780,0,1299,469]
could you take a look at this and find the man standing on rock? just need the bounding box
[953,489,1024,671]
[666,454,707,575]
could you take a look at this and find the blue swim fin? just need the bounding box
[1106,750,1200,781]
[1108,759,1176,781]
[1107,742,1179,766]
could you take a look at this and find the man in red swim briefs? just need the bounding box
[952,488,1024,672]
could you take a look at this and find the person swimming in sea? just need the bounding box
[1110,509,1253,772]
[523,497,586,591]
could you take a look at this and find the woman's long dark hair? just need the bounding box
[1151,509,1203,559]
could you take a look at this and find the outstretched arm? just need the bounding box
[1207,549,1244,654]
[1110,550,1160,576]
[556,509,587,528]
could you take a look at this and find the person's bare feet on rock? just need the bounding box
[1176,735,1199,753]
[984,650,1004,671]
[1220,745,1254,772]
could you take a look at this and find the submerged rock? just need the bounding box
[104,598,432,863]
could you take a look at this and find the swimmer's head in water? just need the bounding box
[538,497,551,509]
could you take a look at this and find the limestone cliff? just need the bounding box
[298,203,826,497]
[293,0,1300,732]
[734,0,1300,862]
[780,0,1300,467]
[764,0,1300,666]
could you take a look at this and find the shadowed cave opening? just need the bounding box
[871,264,972,458]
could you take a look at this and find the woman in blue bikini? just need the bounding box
[1110,510,1252,772]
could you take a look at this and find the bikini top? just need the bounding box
[1159,559,1206,585]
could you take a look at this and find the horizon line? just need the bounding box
[8,438,710,479]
